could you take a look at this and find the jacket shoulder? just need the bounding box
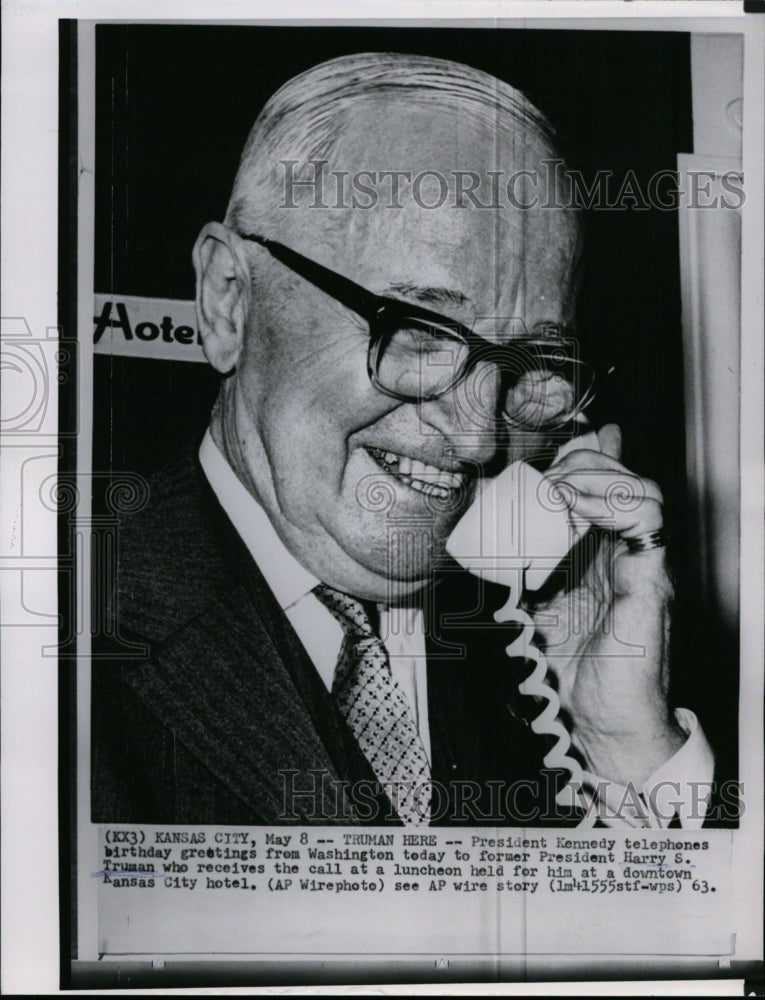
[113,447,241,641]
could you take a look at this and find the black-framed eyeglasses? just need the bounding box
[240,232,596,431]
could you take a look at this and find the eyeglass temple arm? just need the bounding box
[240,233,600,398]
[240,233,379,320]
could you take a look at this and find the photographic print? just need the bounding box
[1,5,763,994]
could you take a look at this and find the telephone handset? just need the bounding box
[446,430,602,820]
[446,429,601,611]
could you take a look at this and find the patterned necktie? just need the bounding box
[314,584,431,826]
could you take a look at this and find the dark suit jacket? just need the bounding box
[90,447,587,826]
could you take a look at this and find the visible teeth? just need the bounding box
[437,469,461,489]
[409,479,450,499]
[369,447,463,494]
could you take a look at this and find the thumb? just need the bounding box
[597,423,622,461]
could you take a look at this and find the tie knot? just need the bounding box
[313,584,378,639]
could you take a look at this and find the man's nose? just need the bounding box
[415,360,502,465]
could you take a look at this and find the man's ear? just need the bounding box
[193,222,252,374]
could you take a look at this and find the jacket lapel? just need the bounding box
[118,446,387,823]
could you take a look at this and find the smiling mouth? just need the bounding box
[367,447,466,499]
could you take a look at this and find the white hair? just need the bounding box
[224,51,558,232]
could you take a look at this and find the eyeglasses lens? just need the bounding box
[373,320,593,430]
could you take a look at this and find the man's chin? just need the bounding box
[319,506,460,599]
[347,529,454,596]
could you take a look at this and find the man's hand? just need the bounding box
[527,424,686,785]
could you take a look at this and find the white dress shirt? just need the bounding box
[199,430,714,828]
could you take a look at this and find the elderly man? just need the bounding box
[92,53,714,827]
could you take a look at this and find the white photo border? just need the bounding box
[1,3,763,995]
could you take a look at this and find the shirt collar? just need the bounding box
[198,429,320,611]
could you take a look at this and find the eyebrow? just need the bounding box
[385,282,470,308]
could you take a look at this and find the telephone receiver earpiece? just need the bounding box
[446,429,601,608]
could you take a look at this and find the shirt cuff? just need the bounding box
[573,708,715,829]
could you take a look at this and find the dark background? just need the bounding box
[91,25,737,790]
